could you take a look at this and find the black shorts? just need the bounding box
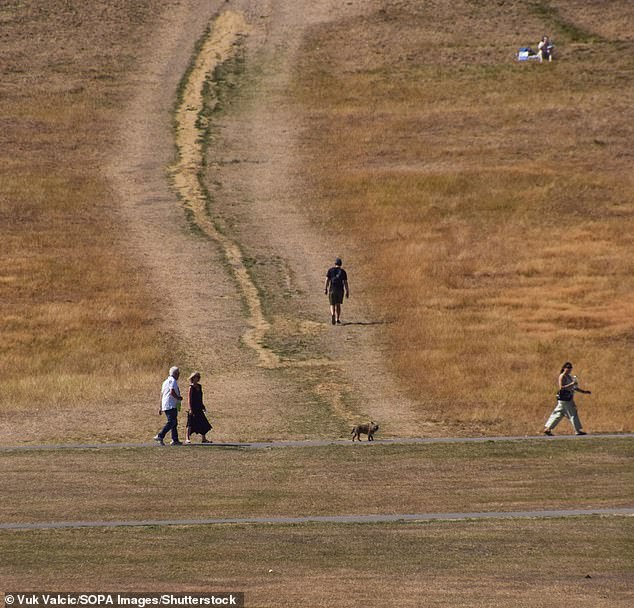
[329,288,344,305]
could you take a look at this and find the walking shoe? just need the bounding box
[576,431,587,436]
[336,319,342,324]
[170,440,183,446]
[331,314,336,325]
[184,439,191,444]
[153,435,165,446]
[201,438,212,444]
[543,429,553,436]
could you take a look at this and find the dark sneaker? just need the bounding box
[543,429,553,436]
[170,440,183,446]
[153,435,165,446]
[331,314,336,325]
[576,431,587,436]
[336,319,342,324]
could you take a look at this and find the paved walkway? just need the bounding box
[1,433,632,452]
[2,508,632,531]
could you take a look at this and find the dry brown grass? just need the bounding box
[2,0,632,445]
[0,1,174,441]
[292,0,634,435]
[1,3,631,603]
[1,440,631,524]
[1,517,632,607]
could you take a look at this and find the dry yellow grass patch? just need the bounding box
[2,440,631,524]
[293,0,634,434]
[1,518,632,607]
[0,2,173,442]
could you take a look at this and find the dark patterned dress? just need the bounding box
[187,383,212,436]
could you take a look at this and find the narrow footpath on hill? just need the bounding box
[108,0,427,443]
[2,507,632,531]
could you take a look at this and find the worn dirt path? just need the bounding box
[2,433,631,453]
[3,508,632,531]
[108,0,426,442]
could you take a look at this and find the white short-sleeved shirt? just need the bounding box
[161,376,180,411]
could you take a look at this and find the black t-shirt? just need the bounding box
[327,266,347,290]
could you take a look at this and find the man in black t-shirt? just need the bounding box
[324,257,349,325]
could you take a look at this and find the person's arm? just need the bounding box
[573,379,591,394]
[343,279,350,298]
[324,276,330,294]
[171,379,182,402]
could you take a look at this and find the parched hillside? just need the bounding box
[292,0,634,433]
[1,0,631,443]
[0,1,182,441]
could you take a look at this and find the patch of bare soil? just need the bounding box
[109,0,444,442]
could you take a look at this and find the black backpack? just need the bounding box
[331,268,344,288]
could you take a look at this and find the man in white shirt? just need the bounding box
[154,366,183,445]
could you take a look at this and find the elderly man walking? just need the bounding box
[154,366,183,446]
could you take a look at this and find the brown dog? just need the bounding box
[351,421,379,441]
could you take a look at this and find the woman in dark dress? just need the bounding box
[185,372,212,443]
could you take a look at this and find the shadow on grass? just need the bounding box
[339,319,389,327]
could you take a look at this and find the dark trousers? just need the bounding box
[158,408,179,442]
